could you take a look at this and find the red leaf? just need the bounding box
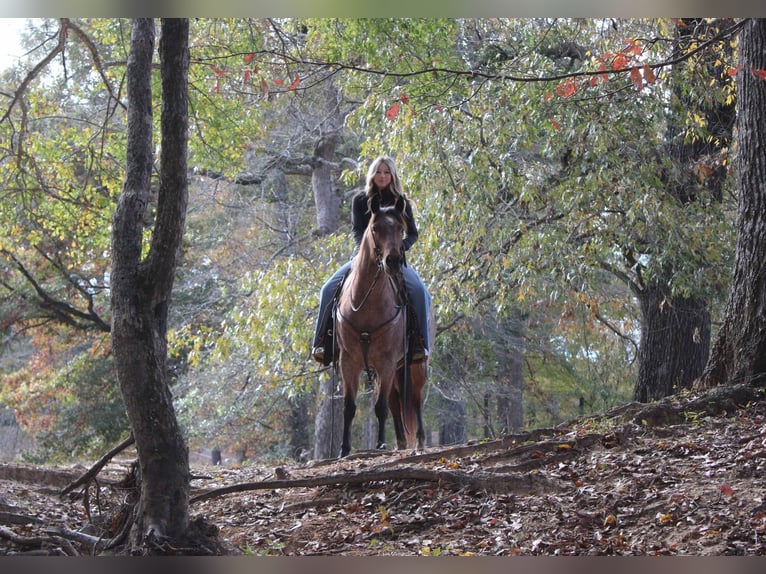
[211,65,226,77]
[751,68,766,81]
[288,75,301,91]
[555,77,578,99]
[642,65,657,85]
[544,92,554,102]
[243,70,251,85]
[274,78,283,86]
[624,41,642,56]
[612,53,628,71]
[400,93,409,104]
[550,119,562,131]
[244,53,255,64]
[385,102,400,121]
[630,67,643,91]
[719,483,735,497]
[727,65,742,77]
[260,76,269,99]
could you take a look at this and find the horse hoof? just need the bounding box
[376,443,387,451]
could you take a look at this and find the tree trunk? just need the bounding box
[633,285,711,402]
[288,392,310,461]
[312,134,341,235]
[700,18,766,389]
[111,18,191,546]
[496,313,524,434]
[438,377,467,446]
[632,19,734,402]
[313,372,344,459]
[311,81,343,236]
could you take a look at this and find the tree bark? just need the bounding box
[633,286,710,402]
[313,372,344,459]
[311,80,343,236]
[111,18,191,545]
[700,18,766,389]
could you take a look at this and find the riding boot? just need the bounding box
[407,304,429,363]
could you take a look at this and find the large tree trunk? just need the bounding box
[632,19,735,401]
[634,285,711,402]
[700,18,766,389]
[111,19,191,546]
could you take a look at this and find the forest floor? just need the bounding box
[2,382,766,556]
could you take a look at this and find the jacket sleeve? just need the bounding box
[350,193,369,248]
[402,196,419,251]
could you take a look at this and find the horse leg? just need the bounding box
[389,368,407,450]
[409,363,428,452]
[340,393,356,458]
[340,370,360,458]
[374,385,389,450]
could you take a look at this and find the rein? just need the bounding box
[337,210,408,376]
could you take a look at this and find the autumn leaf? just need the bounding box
[612,53,629,71]
[719,483,735,497]
[244,53,255,64]
[643,65,657,85]
[555,77,578,99]
[378,505,389,526]
[400,93,409,104]
[288,75,301,91]
[727,65,742,77]
[657,512,674,525]
[243,70,251,85]
[550,119,562,131]
[630,67,643,91]
[751,68,766,81]
[624,40,642,56]
[385,102,400,121]
[260,76,269,99]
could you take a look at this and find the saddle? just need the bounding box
[322,272,418,367]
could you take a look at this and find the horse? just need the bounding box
[334,205,431,458]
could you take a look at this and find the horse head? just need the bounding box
[369,206,406,275]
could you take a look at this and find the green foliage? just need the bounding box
[0,18,742,462]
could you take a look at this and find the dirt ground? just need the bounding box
[2,383,766,556]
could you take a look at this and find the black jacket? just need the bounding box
[350,189,419,252]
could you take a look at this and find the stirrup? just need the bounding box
[311,346,325,364]
[411,346,429,363]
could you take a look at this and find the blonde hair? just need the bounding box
[364,156,405,200]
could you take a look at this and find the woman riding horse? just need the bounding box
[311,155,431,366]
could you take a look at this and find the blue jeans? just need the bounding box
[312,261,431,352]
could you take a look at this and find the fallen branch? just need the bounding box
[60,434,135,497]
[0,511,43,526]
[190,464,562,504]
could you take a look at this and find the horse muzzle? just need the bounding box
[382,253,403,274]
